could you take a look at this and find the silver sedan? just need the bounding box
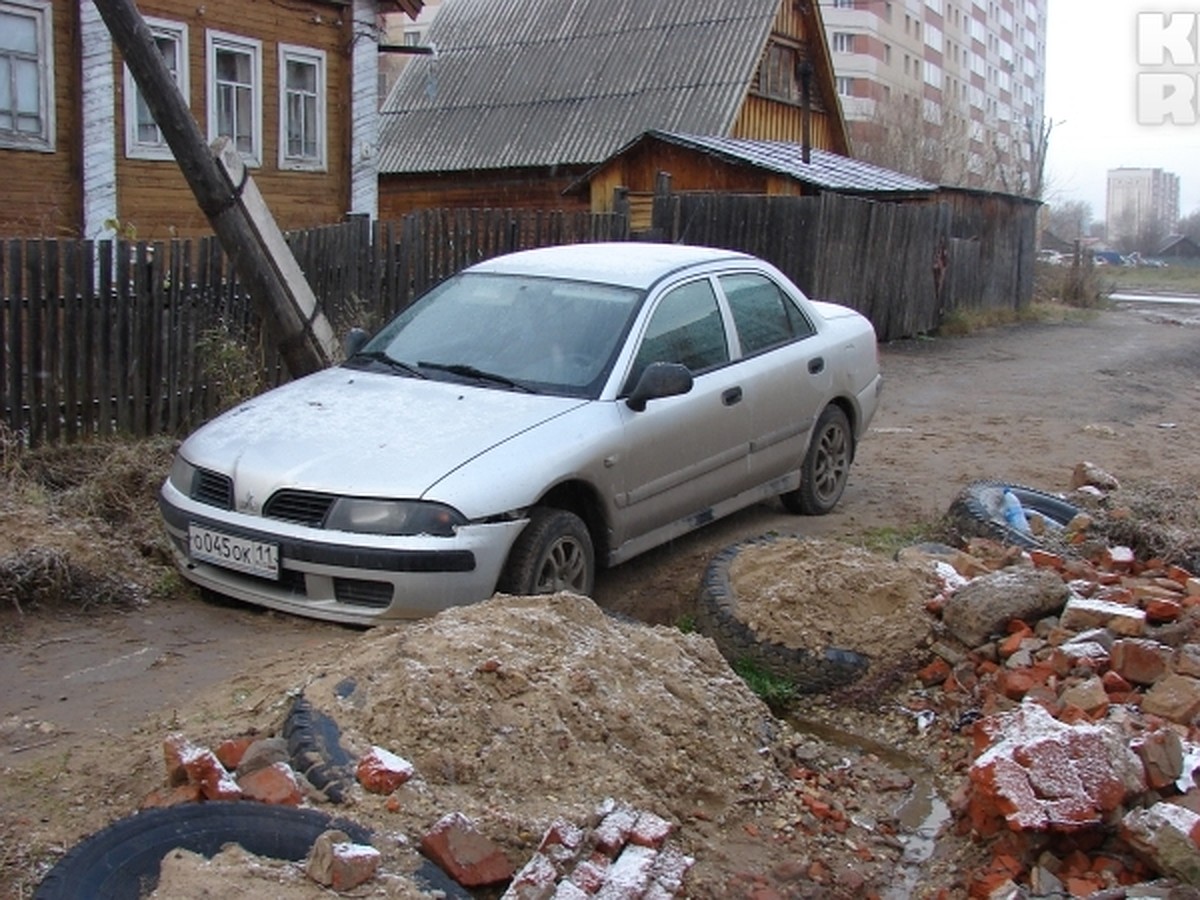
[160,243,882,624]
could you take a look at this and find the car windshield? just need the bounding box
[355,272,644,398]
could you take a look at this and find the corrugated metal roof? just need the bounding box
[378,0,782,174]
[637,131,937,194]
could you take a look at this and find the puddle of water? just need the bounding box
[790,717,952,898]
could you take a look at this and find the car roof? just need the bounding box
[467,242,755,290]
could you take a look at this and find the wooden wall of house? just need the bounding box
[379,169,590,219]
[731,95,841,149]
[586,141,812,214]
[114,0,353,240]
[0,0,81,237]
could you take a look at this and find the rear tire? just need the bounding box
[499,507,595,596]
[782,405,852,516]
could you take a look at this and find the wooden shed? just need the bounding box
[377,0,850,218]
[567,130,935,230]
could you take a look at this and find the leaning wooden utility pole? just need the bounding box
[92,0,338,377]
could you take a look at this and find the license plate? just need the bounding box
[188,525,279,579]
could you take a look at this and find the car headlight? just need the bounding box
[169,455,198,494]
[324,498,467,537]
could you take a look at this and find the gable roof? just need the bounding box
[1158,233,1200,256]
[378,0,787,175]
[572,130,936,196]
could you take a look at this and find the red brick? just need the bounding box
[629,811,674,848]
[1102,670,1133,694]
[1029,549,1064,571]
[1145,597,1182,624]
[917,657,951,686]
[356,746,414,795]
[1112,639,1171,686]
[237,761,302,805]
[328,841,381,891]
[214,736,255,771]
[1137,676,1200,724]
[419,812,514,886]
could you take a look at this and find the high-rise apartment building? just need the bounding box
[1106,168,1180,249]
[823,0,1047,194]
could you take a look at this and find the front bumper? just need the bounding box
[160,483,526,626]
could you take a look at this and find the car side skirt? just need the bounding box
[606,472,800,567]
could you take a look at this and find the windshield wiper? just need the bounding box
[349,351,426,378]
[417,361,536,393]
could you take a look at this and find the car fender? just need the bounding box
[423,401,627,523]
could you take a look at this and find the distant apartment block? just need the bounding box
[1106,167,1180,246]
[823,0,1047,192]
[380,0,443,101]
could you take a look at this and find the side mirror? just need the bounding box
[342,327,370,360]
[625,362,693,412]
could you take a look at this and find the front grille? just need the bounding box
[193,469,234,509]
[334,578,394,609]
[264,490,336,527]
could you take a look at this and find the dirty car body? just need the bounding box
[160,243,882,624]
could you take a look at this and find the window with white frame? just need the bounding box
[207,31,262,166]
[278,44,325,171]
[832,32,854,54]
[124,17,187,160]
[836,76,854,97]
[0,0,54,151]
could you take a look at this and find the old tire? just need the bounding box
[35,802,468,900]
[694,535,870,694]
[781,405,852,516]
[34,803,370,899]
[946,481,1080,550]
[499,507,595,596]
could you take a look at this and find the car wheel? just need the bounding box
[499,507,595,596]
[782,405,852,515]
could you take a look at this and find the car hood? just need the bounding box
[180,367,588,499]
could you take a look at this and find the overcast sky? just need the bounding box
[1044,0,1200,221]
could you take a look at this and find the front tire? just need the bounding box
[499,507,595,596]
[782,405,852,516]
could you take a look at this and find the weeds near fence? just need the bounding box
[197,321,268,412]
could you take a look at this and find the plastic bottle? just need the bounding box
[1001,489,1031,534]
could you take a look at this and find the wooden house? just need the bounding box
[567,130,935,230]
[377,0,850,218]
[0,0,423,240]
[1157,234,1200,262]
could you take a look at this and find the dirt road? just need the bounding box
[1,301,1197,896]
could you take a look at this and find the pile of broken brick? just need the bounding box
[148,732,692,896]
[906,463,1200,897]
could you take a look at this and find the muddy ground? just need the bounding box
[1,299,1198,898]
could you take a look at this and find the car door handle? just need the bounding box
[808,357,825,375]
[722,387,743,406]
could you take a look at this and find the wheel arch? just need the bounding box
[536,479,611,568]
[827,395,859,462]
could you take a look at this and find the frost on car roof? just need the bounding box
[469,243,752,290]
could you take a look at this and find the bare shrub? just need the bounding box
[0,547,143,616]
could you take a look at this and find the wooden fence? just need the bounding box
[1,191,1034,448]
[0,208,627,447]
[650,189,1038,340]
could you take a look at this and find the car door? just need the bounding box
[609,276,754,554]
[715,271,830,486]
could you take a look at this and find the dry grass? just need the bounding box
[1092,479,1200,571]
[0,547,144,617]
[0,436,177,620]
